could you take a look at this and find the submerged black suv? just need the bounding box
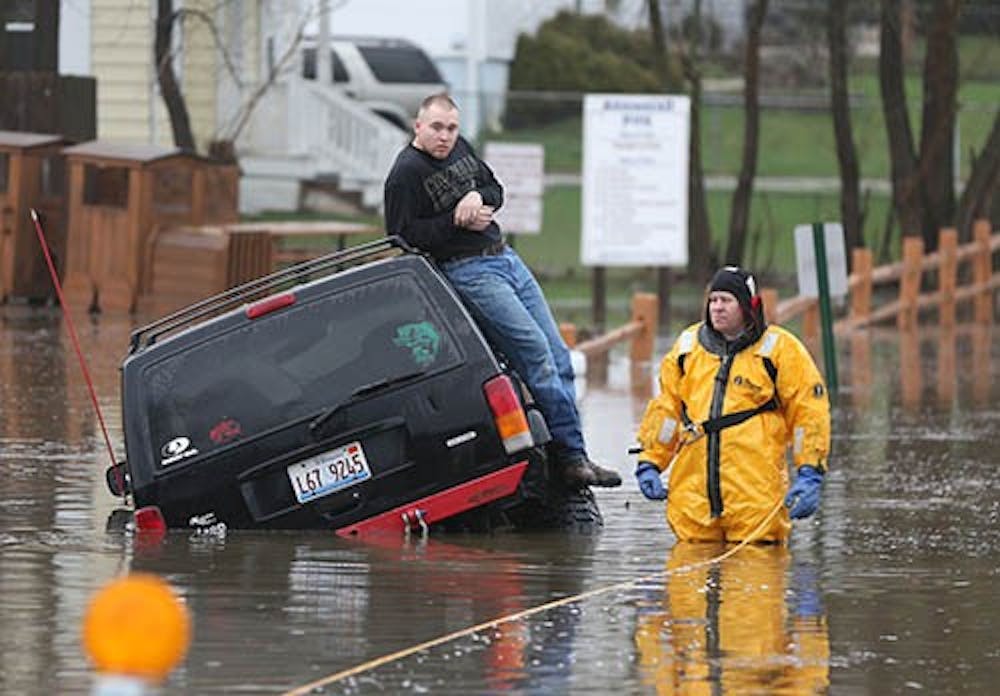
[109,237,601,535]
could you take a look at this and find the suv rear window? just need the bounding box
[358,45,443,84]
[142,273,460,464]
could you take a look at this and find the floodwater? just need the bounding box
[0,307,997,695]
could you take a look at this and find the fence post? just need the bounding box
[938,227,958,328]
[900,327,922,412]
[760,287,779,325]
[850,247,872,326]
[849,331,872,411]
[629,292,658,365]
[973,219,992,324]
[191,167,206,225]
[936,327,956,406]
[803,301,820,348]
[559,322,578,349]
[972,324,991,407]
[898,236,924,330]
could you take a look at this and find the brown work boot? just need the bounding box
[560,455,622,488]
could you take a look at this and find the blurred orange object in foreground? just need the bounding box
[82,573,191,682]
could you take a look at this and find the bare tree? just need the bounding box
[957,111,1000,237]
[216,16,312,147]
[155,0,195,152]
[677,0,715,280]
[879,0,924,240]
[918,0,961,246]
[646,0,671,88]
[880,0,999,245]
[152,1,317,158]
[724,0,768,265]
[827,0,864,259]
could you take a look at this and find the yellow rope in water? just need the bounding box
[280,496,787,696]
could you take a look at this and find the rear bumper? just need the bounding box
[334,460,528,538]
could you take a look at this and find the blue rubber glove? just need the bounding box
[635,461,667,501]
[785,465,824,519]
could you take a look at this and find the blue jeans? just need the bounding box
[440,247,586,457]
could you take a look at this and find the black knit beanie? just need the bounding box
[706,265,765,331]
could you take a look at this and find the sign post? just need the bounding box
[794,222,847,393]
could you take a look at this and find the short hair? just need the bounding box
[418,92,458,118]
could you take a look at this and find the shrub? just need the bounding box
[506,11,679,128]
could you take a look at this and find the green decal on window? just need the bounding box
[393,321,440,367]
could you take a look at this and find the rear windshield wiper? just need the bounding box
[309,369,427,436]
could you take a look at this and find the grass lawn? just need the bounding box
[511,185,895,276]
[482,80,996,180]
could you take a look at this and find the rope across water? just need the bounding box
[281,496,788,696]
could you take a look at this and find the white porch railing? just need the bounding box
[238,79,408,212]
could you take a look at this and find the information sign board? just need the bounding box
[483,142,544,234]
[581,94,690,266]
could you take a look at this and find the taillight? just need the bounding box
[246,291,295,319]
[134,506,167,534]
[483,375,533,454]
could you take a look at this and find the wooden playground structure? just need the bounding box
[143,220,378,316]
[0,131,69,302]
[0,131,382,316]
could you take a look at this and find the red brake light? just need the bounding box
[246,292,296,319]
[134,505,167,534]
[483,375,533,454]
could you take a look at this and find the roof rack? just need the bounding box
[129,235,419,354]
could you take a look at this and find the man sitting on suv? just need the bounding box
[383,92,621,489]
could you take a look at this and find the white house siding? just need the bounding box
[86,0,256,150]
[91,0,154,142]
[215,1,263,143]
[180,0,219,151]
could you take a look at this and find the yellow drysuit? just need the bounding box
[636,321,830,542]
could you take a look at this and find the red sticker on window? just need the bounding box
[209,418,242,445]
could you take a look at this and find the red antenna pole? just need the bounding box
[30,209,119,472]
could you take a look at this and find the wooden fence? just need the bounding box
[141,220,379,316]
[560,292,659,390]
[767,219,999,340]
[560,218,997,388]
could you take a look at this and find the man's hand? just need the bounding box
[453,191,484,227]
[464,205,494,231]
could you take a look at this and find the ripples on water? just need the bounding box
[0,312,997,694]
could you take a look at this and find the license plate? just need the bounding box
[287,441,372,504]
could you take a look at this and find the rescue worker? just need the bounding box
[633,266,831,543]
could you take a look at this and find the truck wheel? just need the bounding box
[538,486,604,531]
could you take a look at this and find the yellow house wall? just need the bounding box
[181,0,218,151]
[91,0,153,142]
[91,0,262,151]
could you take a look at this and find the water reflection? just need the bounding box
[632,543,829,695]
[843,324,994,413]
[120,531,602,694]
